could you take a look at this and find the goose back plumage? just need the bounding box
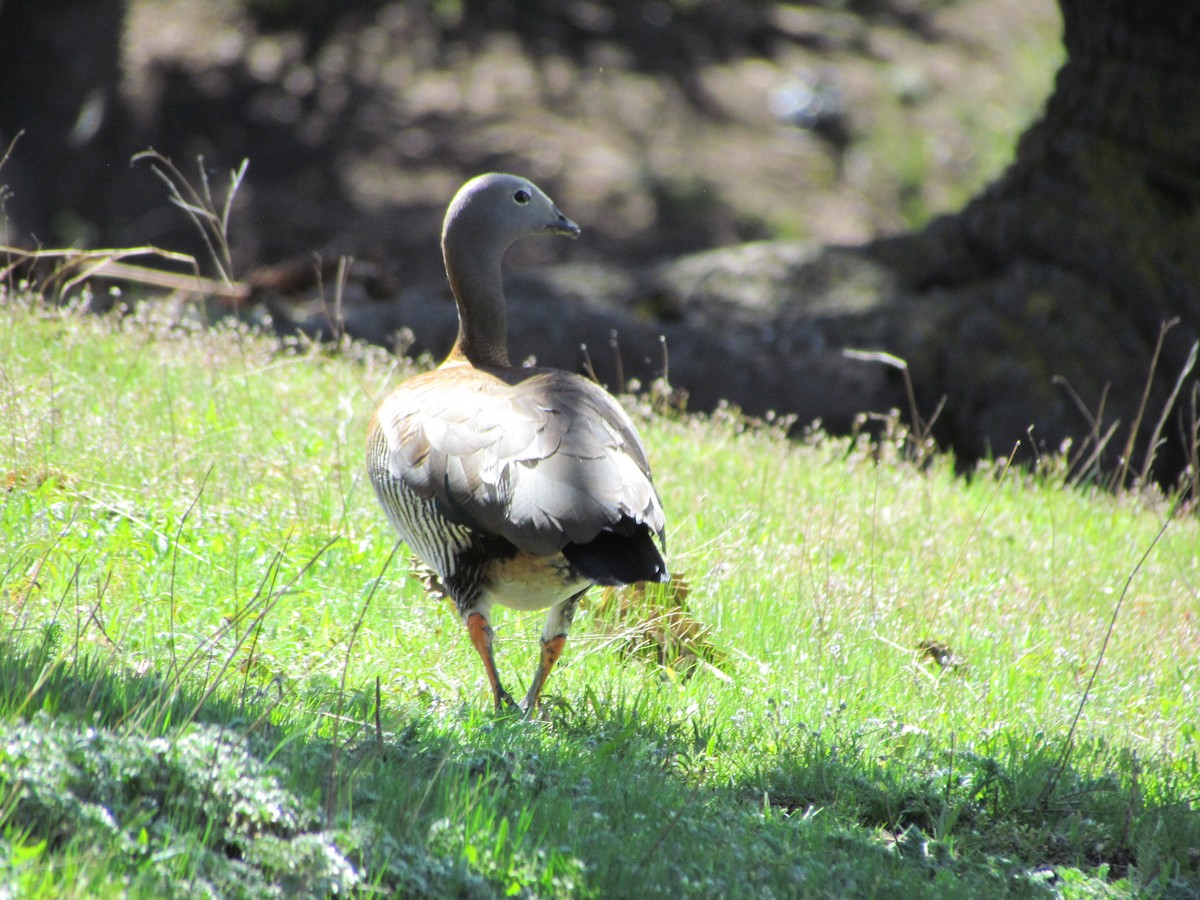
[371,363,664,562]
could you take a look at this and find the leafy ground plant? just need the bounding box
[1,296,1198,897]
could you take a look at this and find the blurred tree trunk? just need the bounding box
[630,0,1200,484]
[0,0,127,245]
[848,0,1200,479]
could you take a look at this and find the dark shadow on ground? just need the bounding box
[3,634,1187,895]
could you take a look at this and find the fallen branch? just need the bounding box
[75,258,247,301]
[1,244,247,303]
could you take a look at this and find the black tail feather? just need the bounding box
[563,522,667,586]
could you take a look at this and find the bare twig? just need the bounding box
[580,343,599,384]
[167,465,214,676]
[218,159,249,267]
[1052,375,1111,482]
[610,329,624,392]
[843,348,945,463]
[325,537,403,822]
[1187,384,1200,503]
[133,150,248,288]
[1041,492,1180,804]
[313,253,353,343]
[75,258,246,300]
[1117,318,1177,489]
[0,131,23,246]
[1138,340,1198,487]
[0,244,227,303]
[0,130,22,172]
[1072,421,1121,489]
[375,676,385,754]
[333,254,352,343]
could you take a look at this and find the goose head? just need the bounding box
[441,173,579,367]
[443,173,580,250]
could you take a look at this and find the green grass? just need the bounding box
[1,296,1198,897]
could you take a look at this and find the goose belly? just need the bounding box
[484,552,589,611]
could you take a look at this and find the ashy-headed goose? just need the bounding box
[367,173,668,713]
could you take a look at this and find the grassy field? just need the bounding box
[1,297,1198,897]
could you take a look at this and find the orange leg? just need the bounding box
[521,634,567,713]
[520,591,585,714]
[466,611,517,712]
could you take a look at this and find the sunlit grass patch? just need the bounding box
[1,297,1198,896]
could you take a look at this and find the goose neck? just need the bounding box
[443,232,510,367]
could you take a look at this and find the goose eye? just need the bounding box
[513,189,531,205]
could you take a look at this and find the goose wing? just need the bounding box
[373,365,665,557]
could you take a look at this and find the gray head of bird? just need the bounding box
[442,173,580,254]
[439,173,581,366]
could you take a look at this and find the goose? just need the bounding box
[367,173,668,714]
